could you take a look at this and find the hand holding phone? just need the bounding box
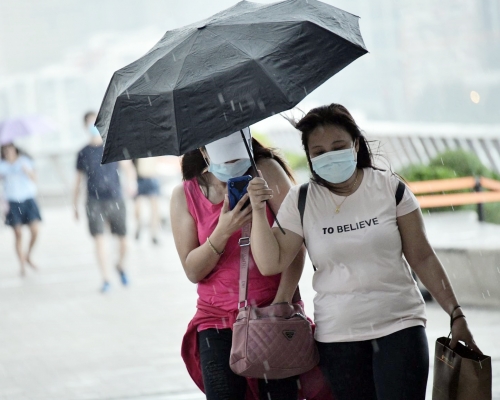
[228,175,252,210]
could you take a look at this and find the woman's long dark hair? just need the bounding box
[181,137,295,194]
[295,103,376,186]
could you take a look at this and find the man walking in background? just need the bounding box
[73,111,136,293]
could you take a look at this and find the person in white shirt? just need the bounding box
[247,104,482,400]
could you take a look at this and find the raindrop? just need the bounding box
[116,170,120,176]
[116,202,120,210]
[100,213,104,221]
[441,157,444,165]
[482,293,485,299]
[257,99,266,111]
[453,170,457,176]
[497,267,500,274]
[123,148,131,159]
[441,279,446,289]
[18,207,22,215]
[267,393,271,400]
[126,90,130,99]
[239,102,243,112]
[223,112,227,121]
[296,379,302,390]
[263,373,268,383]
[263,360,270,371]
[230,100,235,111]
[451,206,455,211]
[487,290,491,296]
[303,87,308,95]
[275,185,280,194]
[218,93,225,104]
[206,338,210,348]
[479,359,483,369]
[371,340,379,353]
[173,53,177,62]
[213,285,217,294]
[148,96,152,106]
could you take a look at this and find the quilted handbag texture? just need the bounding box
[230,302,319,379]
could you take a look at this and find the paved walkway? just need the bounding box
[0,204,498,399]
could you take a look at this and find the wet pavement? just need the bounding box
[0,204,498,399]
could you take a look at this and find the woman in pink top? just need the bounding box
[170,129,308,400]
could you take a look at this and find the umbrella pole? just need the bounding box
[240,130,285,235]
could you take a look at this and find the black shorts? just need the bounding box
[86,197,126,237]
[5,199,42,226]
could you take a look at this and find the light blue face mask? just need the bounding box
[311,145,357,184]
[88,125,100,137]
[208,158,252,182]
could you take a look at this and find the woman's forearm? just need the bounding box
[273,246,305,303]
[183,226,231,283]
[412,253,460,316]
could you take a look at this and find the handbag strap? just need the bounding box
[238,223,252,309]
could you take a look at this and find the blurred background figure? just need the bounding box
[0,143,41,276]
[73,111,136,293]
[132,157,161,245]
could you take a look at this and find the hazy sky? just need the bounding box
[1,0,499,123]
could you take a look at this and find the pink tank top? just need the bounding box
[183,178,281,331]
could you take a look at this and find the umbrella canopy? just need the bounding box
[0,116,55,145]
[96,0,367,164]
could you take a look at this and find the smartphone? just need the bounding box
[228,175,252,210]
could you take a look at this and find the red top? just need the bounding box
[180,178,334,399]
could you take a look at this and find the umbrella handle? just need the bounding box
[240,130,285,235]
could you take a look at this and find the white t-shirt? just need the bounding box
[276,168,426,342]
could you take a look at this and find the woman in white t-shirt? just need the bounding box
[247,104,482,400]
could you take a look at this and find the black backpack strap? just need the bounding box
[298,183,309,228]
[297,183,316,271]
[395,180,406,206]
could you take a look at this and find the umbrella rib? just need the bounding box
[198,27,294,103]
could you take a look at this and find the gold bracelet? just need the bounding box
[207,236,224,256]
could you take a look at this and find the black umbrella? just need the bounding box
[96,0,367,164]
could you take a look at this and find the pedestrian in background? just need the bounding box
[0,143,41,276]
[132,157,161,244]
[248,104,482,400]
[73,111,136,293]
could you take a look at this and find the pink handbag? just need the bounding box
[229,224,320,380]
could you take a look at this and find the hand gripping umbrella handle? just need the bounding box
[240,130,285,235]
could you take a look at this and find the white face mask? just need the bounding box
[208,158,252,182]
[311,145,357,184]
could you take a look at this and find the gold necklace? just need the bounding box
[329,170,359,214]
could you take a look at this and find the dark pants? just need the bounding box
[317,326,429,400]
[198,328,298,400]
